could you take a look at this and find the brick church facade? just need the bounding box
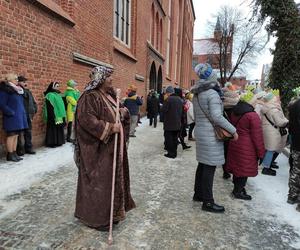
[0,0,195,153]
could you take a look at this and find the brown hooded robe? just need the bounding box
[74,88,135,228]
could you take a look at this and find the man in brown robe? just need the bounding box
[74,66,136,231]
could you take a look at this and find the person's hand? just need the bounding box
[112,123,121,134]
[232,132,239,141]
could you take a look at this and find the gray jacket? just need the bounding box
[191,80,236,166]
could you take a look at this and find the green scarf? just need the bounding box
[43,92,66,124]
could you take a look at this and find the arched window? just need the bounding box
[156,12,159,49]
[159,19,163,52]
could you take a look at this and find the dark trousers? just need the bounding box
[17,116,33,153]
[271,152,279,164]
[223,140,230,175]
[233,176,248,193]
[164,130,179,157]
[67,122,73,140]
[188,122,195,139]
[194,163,216,203]
[149,116,157,128]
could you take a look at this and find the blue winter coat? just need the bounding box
[124,91,143,115]
[0,82,28,132]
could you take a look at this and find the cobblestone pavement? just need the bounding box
[0,122,299,249]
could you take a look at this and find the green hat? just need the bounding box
[67,79,77,87]
[240,91,254,103]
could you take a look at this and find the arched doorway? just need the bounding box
[149,62,157,91]
[157,66,162,93]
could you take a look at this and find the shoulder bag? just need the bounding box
[196,94,233,141]
[264,114,288,136]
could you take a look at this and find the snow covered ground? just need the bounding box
[251,154,300,248]
[0,143,74,201]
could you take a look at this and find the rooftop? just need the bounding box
[193,39,219,55]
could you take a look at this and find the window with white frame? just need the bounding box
[114,0,131,46]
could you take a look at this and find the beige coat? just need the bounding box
[261,102,288,152]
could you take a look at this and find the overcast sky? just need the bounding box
[192,0,275,80]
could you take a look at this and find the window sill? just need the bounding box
[30,0,75,26]
[113,40,137,62]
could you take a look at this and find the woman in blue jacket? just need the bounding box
[0,74,28,162]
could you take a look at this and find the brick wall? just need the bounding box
[0,0,195,154]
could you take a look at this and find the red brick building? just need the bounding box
[0,0,195,154]
[192,19,233,71]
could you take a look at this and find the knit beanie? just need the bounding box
[240,91,255,103]
[255,90,267,100]
[194,63,217,81]
[165,86,174,94]
[67,79,77,88]
[263,92,275,102]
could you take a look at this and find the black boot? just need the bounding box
[202,202,225,213]
[25,149,36,154]
[262,167,276,176]
[6,152,19,162]
[232,190,252,200]
[13,152,23,161]
[182,144,191,150]
[223,171,231,179]
[270,162,279,169]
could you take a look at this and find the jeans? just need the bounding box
[262,150,275,168]
[129,115,138,136]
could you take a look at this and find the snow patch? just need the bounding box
[0,144,74,201]
[250,154,300,243]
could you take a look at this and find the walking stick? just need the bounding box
[108,89,121,245]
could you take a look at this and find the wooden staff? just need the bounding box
[108,89,121,245]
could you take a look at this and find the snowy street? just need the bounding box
[0,119,300,249]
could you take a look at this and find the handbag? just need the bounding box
[196,94,233,141]
[264,114,288,136]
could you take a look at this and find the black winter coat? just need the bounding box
[147,96,160,118]
[289,98,300,151]
[162,94,183,131]
[22,88,37,118]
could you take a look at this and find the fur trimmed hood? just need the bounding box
[190,79,219,94]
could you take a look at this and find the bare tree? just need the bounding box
[207,5,267,85]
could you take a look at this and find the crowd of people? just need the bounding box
[142,63,300,214]
[0,74,80,161]
[0,63,299,232]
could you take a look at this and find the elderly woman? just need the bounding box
[43,82,66,147]
[0,73,28,162]
[260,92,289,176]
[191,63,238,213]
[74,66,136,231]
[226,92,265,200]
